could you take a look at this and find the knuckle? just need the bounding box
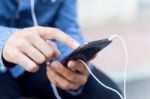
[24,33,34,40]
[26,65,38,72]
[46,48,54,59]
[36,56,46,64]
[16,39,26,49]
[24,61,38,72]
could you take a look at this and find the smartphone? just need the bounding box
[61,38,112,66]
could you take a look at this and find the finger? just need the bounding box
[35,26,80,49]
[47,65,79,90]
[50,61,83,84]
[67,61,77,72]
[46,40,61,58]
[68,60,89,75]
[31,35,54,60]
[21,42,46,64]
[13,50,39,72]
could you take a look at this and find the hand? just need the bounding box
[3,26,80,72]
[46,60,89,90]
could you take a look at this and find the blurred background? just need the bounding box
[77,0,150,99]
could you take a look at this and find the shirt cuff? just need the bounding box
[0,26,18,73]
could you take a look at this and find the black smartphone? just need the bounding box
[62,38,112,66]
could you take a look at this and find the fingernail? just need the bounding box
[72,41,80,49]
[28,62,36,67]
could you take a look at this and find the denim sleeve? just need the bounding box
[0,26,17,73]
[53,0,85,95]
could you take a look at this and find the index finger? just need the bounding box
[35,26,80,49]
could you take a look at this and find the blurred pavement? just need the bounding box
[78,1,150,98]
[80,22,150,99]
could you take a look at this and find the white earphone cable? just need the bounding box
[30,1,128,99]
[30,0,62,99]
[78,59,124,99]
[31,0,38,26]
[51,83,62,99]
[78,34,128,99]
[109,34,128,99]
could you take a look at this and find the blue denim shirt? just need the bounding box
[0,0,84,78]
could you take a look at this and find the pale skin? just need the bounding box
[2,26,89,90]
